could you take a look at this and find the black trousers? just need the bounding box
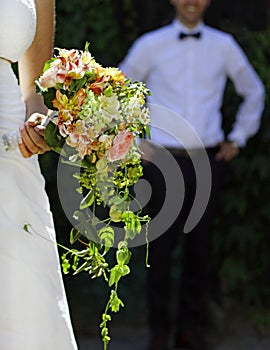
[144,147,226,335]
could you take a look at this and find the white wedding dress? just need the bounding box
[0,1,78,349]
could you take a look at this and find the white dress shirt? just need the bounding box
[119,20,265,148]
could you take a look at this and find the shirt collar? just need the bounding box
[171,19,205,36]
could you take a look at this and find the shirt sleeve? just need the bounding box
[118,35,153,82]
[225,37,265,146]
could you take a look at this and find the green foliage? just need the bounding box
[212,24,270,309]
[55,0,138,65]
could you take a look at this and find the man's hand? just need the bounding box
[215,141,240,162]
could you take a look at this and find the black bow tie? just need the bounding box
[179,32,201,40]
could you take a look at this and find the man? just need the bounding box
[119,1,264,349]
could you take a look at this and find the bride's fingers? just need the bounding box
[34,124,46,137]
[24,122,50,152]
[18,113,50,157]
[19,125,40,154]
[18,130,46,158]
[17,138,35,158]
[27,112,44,126]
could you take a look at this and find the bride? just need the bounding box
[0,0,78,349]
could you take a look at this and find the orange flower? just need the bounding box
[89,76,110,95]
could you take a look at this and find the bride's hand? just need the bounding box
[18,113,51,158]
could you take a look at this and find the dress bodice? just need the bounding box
[0,0,36,62]
[0,0,36,133]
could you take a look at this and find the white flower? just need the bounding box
[99,94,121,121]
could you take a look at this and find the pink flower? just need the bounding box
[38,66,66,89]
[107,130,134,162]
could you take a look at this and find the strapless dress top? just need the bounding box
[0,0,36,133]
[0,0,36,62]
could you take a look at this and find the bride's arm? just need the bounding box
[18,0,55,158]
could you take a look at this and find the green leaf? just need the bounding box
[61,253,71,274]
[121,211,142,240]
[84,41,90,52]
[69,75,88,93]
[44,121,66,154]
[43,57,57,72]
[71,255,80,271]
[102,314,111,322]
[109,205,122,222]
[103,85,113,96]
[96,157,108,171]
[144,125,151,139]
[119,265,130,276]
[98,226,114,250]
[109,290,124,313]
[70,227,81,244]
[116,248,132,266]
[109,266,122,286]
[101,327,109,337]
[73,210,99,242]
[80,189,95,209]
[42,87,57,110]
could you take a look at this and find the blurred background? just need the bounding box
[38,0,270,345]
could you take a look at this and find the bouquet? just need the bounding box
[35,43,151,349]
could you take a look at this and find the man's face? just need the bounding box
[170,0,211,28]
